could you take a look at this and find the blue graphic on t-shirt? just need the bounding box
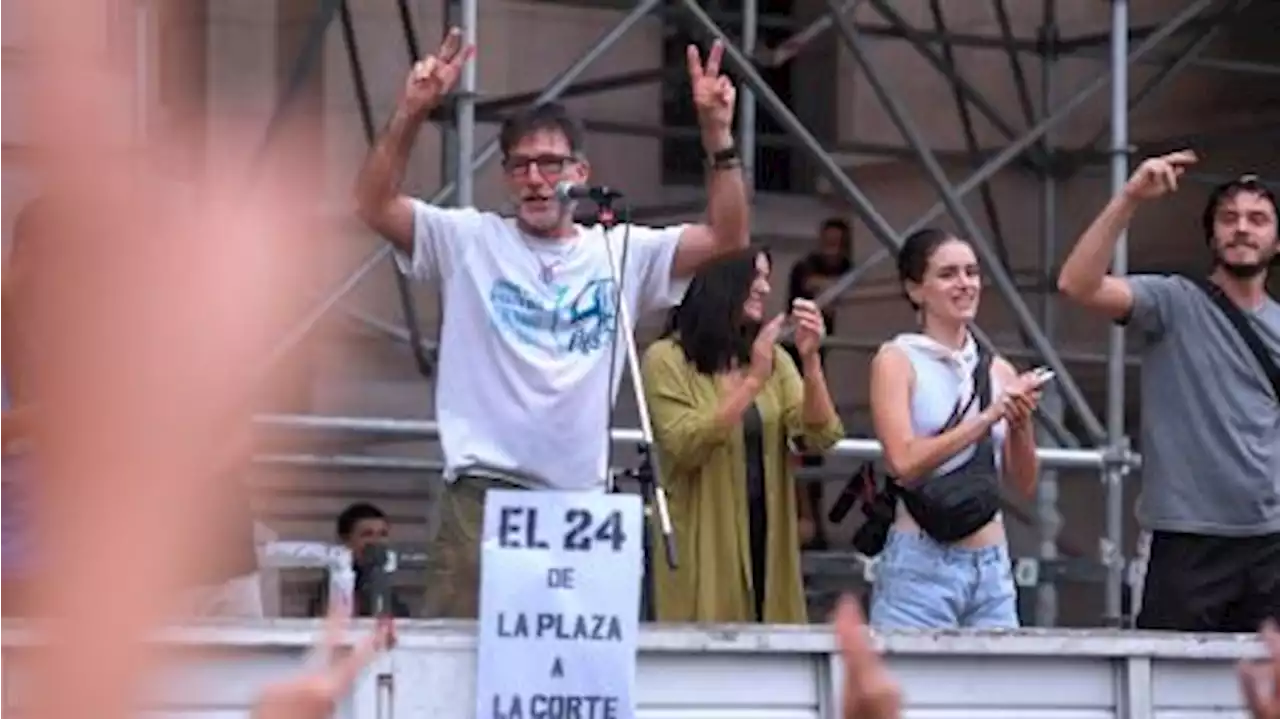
[489,278,618,355]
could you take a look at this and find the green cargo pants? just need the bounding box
[422,472,539,619]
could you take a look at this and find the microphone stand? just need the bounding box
[594,198,677,623]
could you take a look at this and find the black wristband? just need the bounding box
[706,145,740,169]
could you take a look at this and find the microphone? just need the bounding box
[357,543,394,617]
[555,181,624,203]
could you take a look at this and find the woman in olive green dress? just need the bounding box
[641,248,843,623]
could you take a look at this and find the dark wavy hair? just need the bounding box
[499,102,586,161]
[663,248,771,375]
[896,227,956,311]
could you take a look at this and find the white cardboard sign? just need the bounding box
[475,490,643,719]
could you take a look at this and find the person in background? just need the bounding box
[310,502,412,618]
[788,218,854,345]
[785,218,853,550]
[868,229,1045,629]
[1057,153,1279,632]
[642,248,844,623]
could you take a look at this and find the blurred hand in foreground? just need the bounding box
[833,596,902,719]
[1241,620,1280,719]
[252,601,394,719]
[22,0,322,717]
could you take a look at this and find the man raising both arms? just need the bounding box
[353,29,750,618]
[1058,151,1280,632]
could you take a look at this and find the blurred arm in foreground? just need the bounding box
[1242,620,1280,719]
[256,597,895,719]
[833,596,902,719]
[21,0,321,717]
[251,600,393,719]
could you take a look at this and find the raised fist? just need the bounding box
[1123,150,1197,202]
[401,27,475,117]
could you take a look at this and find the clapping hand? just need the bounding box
[747,315,786,383]
[791,298,826,360]
[1000,370,1048,430]
[401,27,475,117]
[686,40,736,140]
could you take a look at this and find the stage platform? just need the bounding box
[2,620,1267,718]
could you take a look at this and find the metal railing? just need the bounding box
[253,413,1135,471]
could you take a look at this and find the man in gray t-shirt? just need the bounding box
[1059,151,1279,632]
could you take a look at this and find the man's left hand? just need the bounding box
[686,40,736,138]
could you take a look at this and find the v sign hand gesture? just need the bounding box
[401,27,475,118]
[687,40,737,142]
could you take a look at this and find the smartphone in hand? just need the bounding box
[1028,366,1056,387]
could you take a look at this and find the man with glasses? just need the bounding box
[1058,153,1280,632]
[353,29,750,618]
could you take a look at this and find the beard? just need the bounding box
[1217,260,1268,279]
[1212,241,1274,279]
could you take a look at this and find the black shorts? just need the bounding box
[1136,530,1280,632]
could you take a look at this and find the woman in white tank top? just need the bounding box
[867,229,1048,629]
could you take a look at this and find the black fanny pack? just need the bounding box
[891,345,1002,544]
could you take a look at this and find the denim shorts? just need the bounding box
[869,529,1019,629]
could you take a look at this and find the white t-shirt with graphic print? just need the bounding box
[396,199,691,491]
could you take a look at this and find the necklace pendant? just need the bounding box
[540,265,555,284]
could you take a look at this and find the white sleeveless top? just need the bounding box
[891,332,1007,477]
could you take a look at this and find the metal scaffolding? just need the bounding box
[251,0,1276,626]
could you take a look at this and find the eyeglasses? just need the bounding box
[502,154,577,178]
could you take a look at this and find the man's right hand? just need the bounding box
[1122,150,1197,202]
[401,27,475,118]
